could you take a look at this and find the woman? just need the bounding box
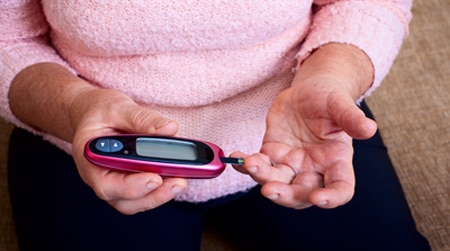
[1,1,430,250]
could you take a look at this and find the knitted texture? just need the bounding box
[0,0,412,202]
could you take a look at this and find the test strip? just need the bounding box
[220,157,244,165]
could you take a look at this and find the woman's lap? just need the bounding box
[8,102,430,251]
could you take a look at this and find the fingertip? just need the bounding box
[164,178,188,195]
[309,186,354,209]
[266,193,280,201]
[261,183,314,209]
[229,151,249,159]
[365,118,378,138]
[171,184,185,195]
[309,190,334,208]
[145,174,164,190]
[178,177,189,187]
[329,94,377,140]
[232,153,265,175]
[244,153,271,168]
[354,117,377,140]
[123,107,178,136]
[153,119,179,136]
[247,166,258,174]
[171,177,189,188]
[346,111,378,140]
[261,182,282,201]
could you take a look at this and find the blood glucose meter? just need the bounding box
[84,135,243,178]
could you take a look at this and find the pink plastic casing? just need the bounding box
[84,136,226,179]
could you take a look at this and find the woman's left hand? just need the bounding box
[232,44,378,210]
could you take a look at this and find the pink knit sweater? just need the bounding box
[0,0,412,202]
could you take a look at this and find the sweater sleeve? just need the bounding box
[0,0,74,152]
[296,0,413,102]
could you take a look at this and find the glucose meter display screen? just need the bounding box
[136,138,198,161]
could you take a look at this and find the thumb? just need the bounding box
[120,105,179,136]
[328,92,377,140]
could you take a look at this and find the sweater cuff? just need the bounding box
[296,1,410,103]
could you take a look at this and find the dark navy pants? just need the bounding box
[8,102,431,251]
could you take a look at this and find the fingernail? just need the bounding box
[146,181,159,190]
[318,200,329,206]
[155,119,171,129]
[267,194,279,200]
[248,166,257,174]
[171,185,184,195]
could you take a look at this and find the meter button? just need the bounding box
[95,139,124,153]
[110,139,124,152]
[95,139,111,152]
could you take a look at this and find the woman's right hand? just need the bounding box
[9,62,187,215]
[69,87,188,215]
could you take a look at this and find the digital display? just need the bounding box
[136,138,198,161]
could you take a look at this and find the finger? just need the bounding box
[119,105,179,135]
[229,151,250,173]
[260,181,313,210]
[261,171,324,209]
[229,152,269,175]
[328,92,377,139]
[234,152,295,184]
[230,151,249,169]
[91,171,163,201]
[110,178,188,215]
[309,160,355,208]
